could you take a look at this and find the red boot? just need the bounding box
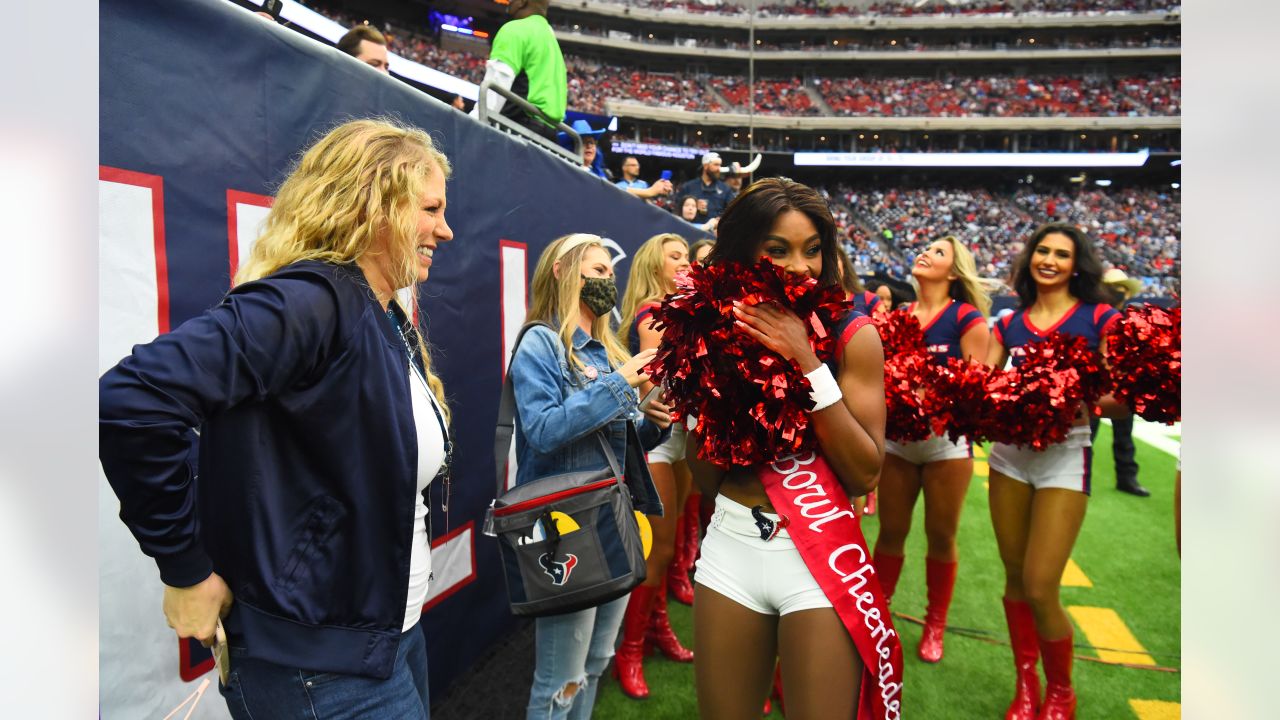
[771,660,787,717]
[646,578,694,662]
[918,558,957,663]
[864,489,877,516]
[1002,598,1042,720]
[613,584,659,699]
[667,497,696,605]
[872,550,905,603]
[1038,631,1077,720]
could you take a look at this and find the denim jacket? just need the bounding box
[510,324,667,514]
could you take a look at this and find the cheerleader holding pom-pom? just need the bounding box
[872,236,993,664]
[650,178,903,720]
[985,222,1130,720]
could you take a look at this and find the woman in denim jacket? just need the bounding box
[510,233,672,720]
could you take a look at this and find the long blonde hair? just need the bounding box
[234,117,453,415]
[913,235,993,317]
[528,234,631,373]
[618,233,687,346]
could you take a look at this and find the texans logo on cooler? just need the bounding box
[539,552,579,586]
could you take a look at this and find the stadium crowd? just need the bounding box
[301,3,1179,298]
[583,0,1179,19]
[834,184,1180,296]
[554,21,1180,53]
[306,5,1179,119]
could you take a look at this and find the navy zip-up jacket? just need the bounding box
[100,261,425,679]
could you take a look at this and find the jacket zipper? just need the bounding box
[494,477,618,516]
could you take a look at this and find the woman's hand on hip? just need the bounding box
[163,572,234,647]
[619,348,658,388]
[732,301,822,372]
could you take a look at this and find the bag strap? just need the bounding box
[495,322,625,495]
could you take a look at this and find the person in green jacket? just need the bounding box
[469,0,566,141]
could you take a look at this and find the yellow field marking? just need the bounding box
[1067,606,1156,666]
[974,460,989,478]
[1129,699,1180,719]
[983,481,989,491]
[1060,558,1092,588]
[973,445,987,458]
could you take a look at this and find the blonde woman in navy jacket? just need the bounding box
[100,119,454,719]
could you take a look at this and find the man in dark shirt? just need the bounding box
[677,152,734,220]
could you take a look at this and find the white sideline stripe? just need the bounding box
[1107,418,1181,458]
[423,526,474,606]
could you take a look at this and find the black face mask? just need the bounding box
[580,275,618,317]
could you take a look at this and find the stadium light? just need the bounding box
[1170,159,1182,167]
[1171,182,1180,189]
[1095,179,1112,187]
[794,150,1150,168]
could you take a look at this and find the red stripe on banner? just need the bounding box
[100,166,170,333]
[226,188,274,283]
[421,521,478,612]
[760,452,903,719]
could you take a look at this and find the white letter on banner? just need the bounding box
[500,240,528,492]
[226,189,273,284]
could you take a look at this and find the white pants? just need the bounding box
[646,421,687,465]
[885,433,971,465]
[693,495,832,616]
[988,425,1093,495]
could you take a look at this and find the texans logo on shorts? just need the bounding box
[751,505,790,542]
[539,551,579,586]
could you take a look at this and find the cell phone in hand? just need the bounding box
[639,385,663,412]
[659,170,672,182]
[213,618,231,686]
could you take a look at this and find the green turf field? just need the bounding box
[593,423,1181,718]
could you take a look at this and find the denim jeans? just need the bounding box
[526,595,627,720]
[219,624,429,719]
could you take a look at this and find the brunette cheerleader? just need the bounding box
[986,223,1124,720]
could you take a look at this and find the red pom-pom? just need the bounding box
[924,357,996,444]
[872,308,926,361]
[646,259,850,466]
[1106,305,1181,423]
[883,352,934,442]
[872,309,934,442]
[982,333,1113,450]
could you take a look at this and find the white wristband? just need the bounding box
[805,364,843,412]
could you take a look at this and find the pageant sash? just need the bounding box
[760,451,904,720]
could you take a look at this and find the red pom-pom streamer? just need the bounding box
[872,309,933,443]
[982,333,1112,450]
[646,259,850,466]
[1106,305,1181,423]
[924,357,996,444]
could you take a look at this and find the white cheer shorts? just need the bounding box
[693,494,832,616]
[987,425,1093,495]
[885,433,972,466]
[646,420,687,465]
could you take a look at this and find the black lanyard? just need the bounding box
[385,307,453,537]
